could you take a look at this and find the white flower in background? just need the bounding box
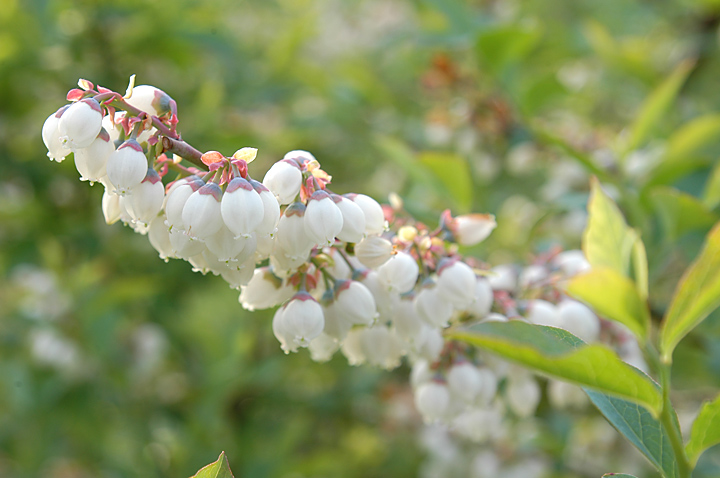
[548,380,588,410]
[415,382,451,423]
[308,333,339,362]
[101,187,122,225]
[148,215,173,261]
[377,251,419,294]
[415,281,454,328]
[239,267,293,311]
[557,299,600,342]
[354,234,393,268]
[451,213,496,246]
[349,193,385,235]
[263,159,302,205]
[506,371,540,418]
[359,325,406,369]
[553,249,591,277]
[165,176,203,231]
[106,139,148,195]
[519,264,548,289]
[436,259,477,308]
[447,362,484,404]
[526,299,562,328]
[58,98,103,149]
[487,264,517,291]
[467,278,493,318]
[42,105,70,161]
[204,224,251,262]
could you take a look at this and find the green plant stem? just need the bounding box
[659,363,693,478]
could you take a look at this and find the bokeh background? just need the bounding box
[3,0,720,476]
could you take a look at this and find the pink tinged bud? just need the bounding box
[468,278,493,317]
[308,333,339,363]
[125,85,173,116]
[204,224,250,262]
[282,293,325,346]
[414,382,450,423]
[272,307,299,354]
[527,300,561,328]
[447,363,484,404]
[74,128,113,182]
[106,139,148,196]
[452,213,496,246]
[377,251,419,294]
[250,180,281,236]
[436,259,477,308]
[350,194,385,235]
[354,235,393,269]
[101,188,122,225]
[221,178,264,238]
[334,280,379,326]
[274,203,314,259]
[182,183,224,239]
[332,195,365,243]
[239,267,294,311]
[58,98,103,149]
[359,325,406,370]
[414,283,454,328]
[304,191,343,247]
[168,227,205,259]
[557,299,599,342]
[165,178,203,230]
[262,160,302,205]
[506,373,540,418]
[125,168,164,226]
[148,214,173,262]
[42,105,70,162]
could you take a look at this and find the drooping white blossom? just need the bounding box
[58,98,103,149]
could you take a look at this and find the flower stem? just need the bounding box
[659,363,692,478]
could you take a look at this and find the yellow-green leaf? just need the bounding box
[583,178,635,276]
[567,267,650,340]
[703,161,720,210]
[418,152,472,213]
[191,452,234,478]
[651,188,718,241]
[665,114,720,161]
[631,231,649,300]
[686,393,720,466]
[660,222,720,362]
[449,321,662,415]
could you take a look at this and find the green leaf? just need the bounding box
[190,452,234,478]
[703,161,720,210]
[418,152,472,212]
[476,24,542,74]
[622,59,694,156]
[448,321,662,414]
[651,188,718,241]
[583,178,636,277]
[631,231,649,300]
[602,474,639,477]
[588,391,679,478]
[686,393,720,466]
[566,267,650,340]
[665,114,720,161]
[660,222,720,362]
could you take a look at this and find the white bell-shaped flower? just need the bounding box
[332,194,365,243]
[476,369,499,406]
[354,235,393,269]
[125,85,173,116]
[58,98,103,149]
[506,372,540,418]
[106,139,148,195]
[233,232,257,265]
[359,270,394,318]
[262,159,302,205]
[221,177,264,239]
[272,307,298,354]
[320,299,352,341]
[333,280,379,326]
[436,259,477,308]
[308,333,339,363]
[304,190,343,247]
[359,325,405,369]
[548,380,588,410]
[467,278,493,317]
[168,227,205,259]
[204,224,250,262]
[269,248,310,278]
[42,105,70,162]
[220,258,256,290]
[254,233,274,260]
[376,251,419,294]
[391,294,424,342]
[447,362,483,404]
[74,128,114,183]
[410,360,433,388]
[101,188,122,225]
[284,150,316,163]
[340,328,366,366]
[414,382,450,423]
[557,299,600,342]
[182,183,224,239]
[274,202,314,259]
[527,299,561,328]
[410,325,444,362]
[415,281,454,328]
[553,249,591,277]
[125,168,164,226]
[148,214,173,262]
[348,193,385,235]
[282,292,325,346]
[239,267,294,311]
[250,180,280,236]
[165,177,203,231]
[451,213,496,246]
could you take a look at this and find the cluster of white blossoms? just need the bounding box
[41,79,647,440]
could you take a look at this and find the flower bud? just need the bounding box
[282,292,325,346]
[348,194,385,235]
[239,267,294,311]
[526,299,561,328]
[250,180,280,236]
[304,190,343,246]
[42,105,70,162]
[125,85,174,116]
[182,183,224,239]
[354,235,393,269]
[436,259,477,308]
[124,168,164,226]
[74,128,114,183]
[333,280,379,326]
[557,299,600,342]
[221,177,265,238]
[451,213,496,246]
[376,251,419,294]
[332,194,365,243]
[414,382,450,423]
[58,98,103,149]
[263,159,302,205]
[106,139,148,195]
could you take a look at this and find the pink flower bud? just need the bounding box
[106,139,148,195]
[332,195,365,243]
[125,168,164,226]
[263,159,302,205]
[221,177,265,238]
[58,98,103,149]
[349,194,385,235]
[304,190,343,247]
[42,105,70,162]
[452,213,496,246]
[250,180,280,237]
[182,183,224,239]
[436,259,477,308]
[74,128,113,183]
[377,251,419,294]
[334,280,379,326]
[282,292,325,346]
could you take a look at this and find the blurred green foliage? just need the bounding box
[3,0,720,476]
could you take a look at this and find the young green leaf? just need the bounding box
[686,393,720,466]
[631,231,649,300]
[418,152,472,213]
[566,267,650,340]
[660,222,720,362]
[664,114,720,162]
[476,24,542,74]
[602,474,639,477]
[448,321,662,415]
[703,161,720,210]
[588,391,679,478]
[651,188,718,241]
[190,452,235,478]
[583,178,635,276]
[622,59,694,156]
